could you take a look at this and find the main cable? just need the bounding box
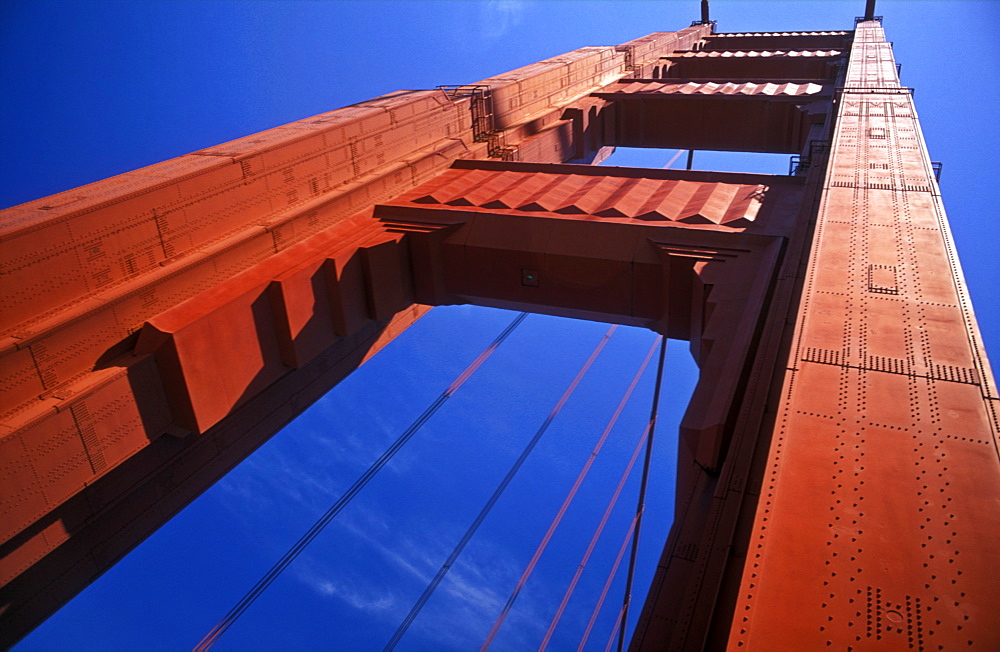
[483,336,662,650]
[384,324,617,651]
[615,336,668,652]
[194,312,529,651]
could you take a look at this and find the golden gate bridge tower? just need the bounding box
[1,1,997,649]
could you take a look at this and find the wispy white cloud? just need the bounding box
[294,559,397,613]
[334,510,437,583]
[479,0,529,42]
[208,369,565,648]
[281,505,550,648]
[213,401,409,524]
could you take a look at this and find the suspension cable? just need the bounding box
[193,312,529,651]
[577,514,639,652]
[540,419,653,651]
[615,336,668,652]
[384,324,617,651]
[483,336,662,650]
[605,603,629,652]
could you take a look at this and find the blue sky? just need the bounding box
[3,1,997,650]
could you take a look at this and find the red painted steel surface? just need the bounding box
[376,160,804,475]
[1,17,997,652]
[725,21,1000,650]
[703,31,851,51]
[612,79,831,97]
[0,25,711,646]
[661,49,843,81]
[596,79,830,154]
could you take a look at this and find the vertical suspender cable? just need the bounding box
[605,604,629,652]
[483,336,662,650]
[663,149,685,169]
[615,336,668,652]
[194,312,528,651]
[384,325,617,651]
[540,421,652,651]
[577,514,639,652]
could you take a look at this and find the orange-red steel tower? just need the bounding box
[1,12,997,650]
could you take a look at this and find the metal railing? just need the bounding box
[436,84,516,161]
[436,85,495,142]
[789,140,831,176]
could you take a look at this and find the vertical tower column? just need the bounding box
[729,19,999,650]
